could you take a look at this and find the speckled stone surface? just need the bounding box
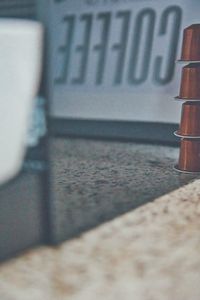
[0,179,200,300]
[49,138,197,242]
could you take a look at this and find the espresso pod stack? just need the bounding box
[174,24,200,173]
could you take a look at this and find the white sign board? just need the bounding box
[43,0,200,123]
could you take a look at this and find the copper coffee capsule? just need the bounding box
[176,63,200,100]
[180,24,200,61]
[175,102,200,137]
[175,139,200,173]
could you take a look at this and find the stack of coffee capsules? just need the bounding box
[174,24,200,173]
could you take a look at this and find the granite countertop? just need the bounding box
[48,138,197,242]
[0,178,200,300]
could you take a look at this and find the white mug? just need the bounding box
[0,19,43,185]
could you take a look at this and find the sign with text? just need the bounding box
[43,0,200,123]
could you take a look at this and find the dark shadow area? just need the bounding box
[0,170,45,262]
[50,118,179,146]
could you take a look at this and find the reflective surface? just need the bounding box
[178,139,200,172]
[177,101,200,137]
[181,24,200,61]
[179,63,200,99]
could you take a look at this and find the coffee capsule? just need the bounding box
[180,24,200,62]
[175,139,200,173]
[176,63,200,100]
[175,102,200,137]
